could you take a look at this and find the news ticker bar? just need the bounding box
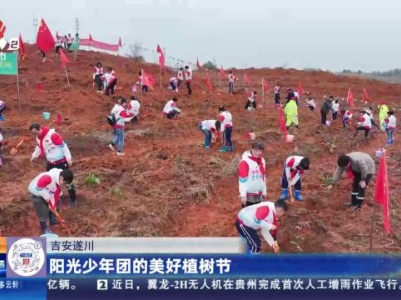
[2,278,401,300]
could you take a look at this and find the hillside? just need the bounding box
[0,45,400,253]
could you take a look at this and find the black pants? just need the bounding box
[166,110,179,119]
[223,127,233,148]
[355,126,370,139]
[351,172,372,206]
[41,51,46,58]
[274,93,280,104]
[245,100,257,110]
[235,220,261,253]
[94,75,103,91]
[0,105,6,115]
[342,117,350,128]
[170,82,177,91]
[229,82,234,94]
[321,111,327,125]
[56,46,62,54]
[131,116,138,124]
[332,111,338,120]
[308,106,315,111]
[186,82,192,95]
[105,79,117,96]
[142,85,149,93]
[46,162,76,204]
[177,79,182,89]
[241,195,263,208]
[281,171,302,190]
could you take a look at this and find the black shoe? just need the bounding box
[353,205,361,211]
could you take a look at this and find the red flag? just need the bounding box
[59,48,69,66]
[347,88,355,108]
[363,88,370,103]
[19,34,26,60]
[156,44,165,68]
[196,57,201,69]
[298,82,304,96]
[244,73,253,85]
[279,106,288,137]
[56,113,62,125]
[374,150,391,233]
[36,19,55,53]
[118,37,122,47]
[220,66,226,80]
[141,69,155,90]
[89,34,93,41]
[262,78,269,92]
[206,72,213,91]
[0,20,6,39]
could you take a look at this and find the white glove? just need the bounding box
[359,180,366,188]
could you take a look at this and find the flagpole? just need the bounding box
[64,66,71,86]
[16,52,21,111]
[262,79,265,106]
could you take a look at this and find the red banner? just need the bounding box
[79,37,119,52]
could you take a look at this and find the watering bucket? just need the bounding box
[40,233,59,238]
[248,132,256,140]
[326,120,331,126]
[286,134,295,143]
[375,149,383,158]
[42,112,51,120]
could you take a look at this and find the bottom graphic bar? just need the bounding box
[46,278,401,300]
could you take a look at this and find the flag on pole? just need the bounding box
[19,34,26,60]
[156,44,165,68]
[196,57,201,69]
[347,88,355,108]
[36,19,55,53]
[0,20,6,39]
[220,66,226,80]
[374,150,391,234]
[141,69,155,91]
[363,88,370,103]
[244,73,253,85]
[298,82,304,96]
[59,49,69,66]
[118,37,122,48]
[262,78,269,92]
[206,72,213,91]
[279,106,288,137]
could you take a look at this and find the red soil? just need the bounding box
[0,45,400,253]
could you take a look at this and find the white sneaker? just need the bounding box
[117,152,125,156]
[108,144,115,151]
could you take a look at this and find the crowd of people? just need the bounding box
[0,59,397,253]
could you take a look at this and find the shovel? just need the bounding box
[10,137,28,156]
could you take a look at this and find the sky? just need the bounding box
[2,0,401,72]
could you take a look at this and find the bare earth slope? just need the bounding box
[0,45,400,253]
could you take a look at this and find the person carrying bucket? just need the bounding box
[29,123,77,207]
[279,156,310,201]
[320,96,333,126]
[28,168,74,234]
[284,97,299,130]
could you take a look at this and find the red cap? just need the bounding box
[255,206,269,220]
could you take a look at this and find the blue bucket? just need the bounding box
[42,112,51,120]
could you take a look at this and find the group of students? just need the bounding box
[93,62,118,96]
[168,66,193,95]
[235,137,379,254]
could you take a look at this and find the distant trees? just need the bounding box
[202,60,218,70]
[128,42,145,62]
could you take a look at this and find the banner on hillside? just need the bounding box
[0,20,21,110]
[79,36,120,52]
